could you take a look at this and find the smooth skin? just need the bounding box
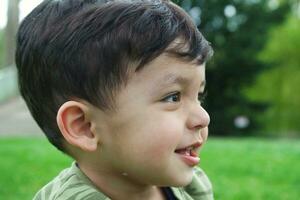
[57,53,210,200]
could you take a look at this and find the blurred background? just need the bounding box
[0,0,299,199]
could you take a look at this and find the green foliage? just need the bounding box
[260,15,300,67]
[246,15,300,135]
[1,137,300,199]
[174,0,290,136]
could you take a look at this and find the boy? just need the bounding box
[15,0,214,199]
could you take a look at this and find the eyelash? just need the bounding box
[161,91,207,104]
[198,91,207,104]
[161,92,181,103]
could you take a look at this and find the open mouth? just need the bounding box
[175,146,198,157]
[174,143,201,166]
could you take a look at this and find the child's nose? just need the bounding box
[186,103,210,131]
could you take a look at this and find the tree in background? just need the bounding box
[4,0,19,67]
[0,29,4,68]
[246,11,300,136]
[174,0,290,136]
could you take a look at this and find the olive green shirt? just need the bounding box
[33,162,213,200]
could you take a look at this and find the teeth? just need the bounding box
[185,147,193,155]
[175,146,196,156]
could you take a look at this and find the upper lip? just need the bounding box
[175,141,202,152]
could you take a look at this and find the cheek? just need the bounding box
[110,108,184,159]
[140,115,183,154]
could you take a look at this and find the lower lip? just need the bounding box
[176,154,200,166]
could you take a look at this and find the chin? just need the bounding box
[168,170,194,187]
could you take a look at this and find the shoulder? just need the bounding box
[171,167,214,200]
[184,167,214,199]
[33,162,110,200]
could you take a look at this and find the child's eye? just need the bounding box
[161,92,181,103]
[198,91,207,104]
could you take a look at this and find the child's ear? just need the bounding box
[57,101,98,152]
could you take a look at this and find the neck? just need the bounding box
[78,163,166,200]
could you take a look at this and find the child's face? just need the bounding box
[92,53,210,187]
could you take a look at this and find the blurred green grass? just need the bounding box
[201,138,300,200]
[0,137,299,199]
[0,137,72,199]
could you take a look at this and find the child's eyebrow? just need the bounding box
[158,73,206,90]
[163,73,190,86]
